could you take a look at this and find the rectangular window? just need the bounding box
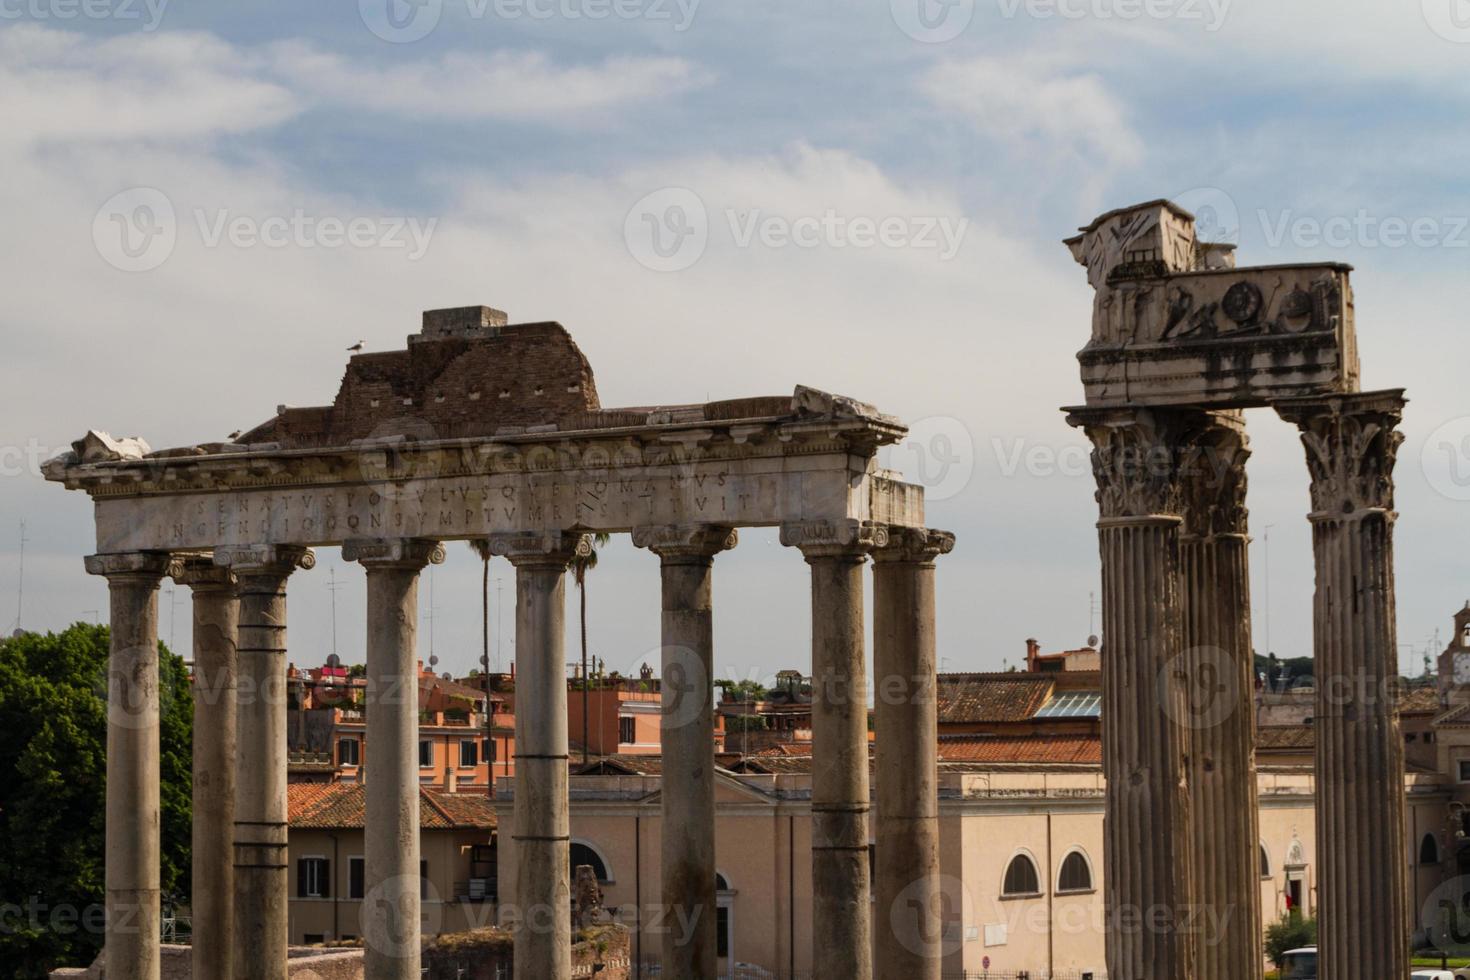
[619,717,636,745]
[1459,759,1470,783]
[460,740,478,768]
[484,738,494,762]
[421,859,429,900]
[349,857,365,899]
[419,740,432,768]
[297,857,330,898]
[716,905,730,958]
[338,738,359,767]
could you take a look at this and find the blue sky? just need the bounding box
[3,0,1469,682]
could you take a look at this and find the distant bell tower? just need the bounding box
[1438,601,1470,695]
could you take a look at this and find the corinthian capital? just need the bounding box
[1065,406,1213,521]
[1274,389,1406,518]
[1178,412,1251,539]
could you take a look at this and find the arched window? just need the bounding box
[569,841,610,883]
[716,871,732,893]
[1002,853,1042,897]
[1421,832,1442,866]
[1057,850,1094,894]
[1259,843,1272,880]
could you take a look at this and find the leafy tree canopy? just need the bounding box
[714,678,768,703]
[0,624,192,979]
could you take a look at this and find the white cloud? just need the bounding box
[917,53,1143,182]
[270,43,709,120]
[0,25,296,145]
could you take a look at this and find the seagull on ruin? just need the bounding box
[227,430,242,441]
[347,340,365,352]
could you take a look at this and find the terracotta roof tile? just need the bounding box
[287,783,495,830]
[937,734,1101,764]
[1256,727,1314,750]
[935,673,1056,724]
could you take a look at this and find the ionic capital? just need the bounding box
[168,554,236,593]
[1064,405,1214,522]
[488,530,591,567]
[780,519,888,561]
[1178,412,1251,540]
[632,524,738,562]
[1274,389,1406,520]
[342,537,446,570]
[84,551,171,584]
[872,527,956,564]
[213,544,315,579]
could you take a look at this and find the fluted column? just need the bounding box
[170,557,239,980]
[781,519,885,980]
[633,524,737,979]
[85,551,172,980]
[214,544,313,980]
[1276,389,1409,980]
[872,528,954,980]
[490,531,590,980]
[1066,406,1202,980]
[1177,415,1262,980]
[344,538,446,980]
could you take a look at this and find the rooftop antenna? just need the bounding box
[1088,590,1098,640]
[13,520,27,633]
[325,565,342,659]
[1261,524,1276,657]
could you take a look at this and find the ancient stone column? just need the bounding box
[170,557,239,980]
[85,551,172,980]
[632,524,738,978]
[1066,406,1201,980]
[781,519,886,980]
[344,539,446,980]
[1276,390,1410,980]
[490,531,590,980]
[215,545,314,980]
[1176,415,1263,980]
[871,528,953,980]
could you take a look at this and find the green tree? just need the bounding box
[1264,913,1317,967]
[0,624,193,979]
[714,678,769,704]
[571,534,611,765]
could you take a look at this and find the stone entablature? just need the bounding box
[1066,200,1360,408]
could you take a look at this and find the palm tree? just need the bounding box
[571,533,611,765]
[467,540,492,673]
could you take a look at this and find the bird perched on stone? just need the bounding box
[227,430,242,441]
[347,340,365,352]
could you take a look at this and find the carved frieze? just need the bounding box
[1275,390,1406,518]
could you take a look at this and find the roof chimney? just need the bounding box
[1026,638,1041,672]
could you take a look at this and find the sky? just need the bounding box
[2,0,1469,685]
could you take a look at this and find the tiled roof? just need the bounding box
[937,734,1101,764]
[1399,686,1443,715]
[727,756,813,774]
[287,782,496,830]
[1256,727,1314,750]
[573,755,664,775]
[936,673,1055,724]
